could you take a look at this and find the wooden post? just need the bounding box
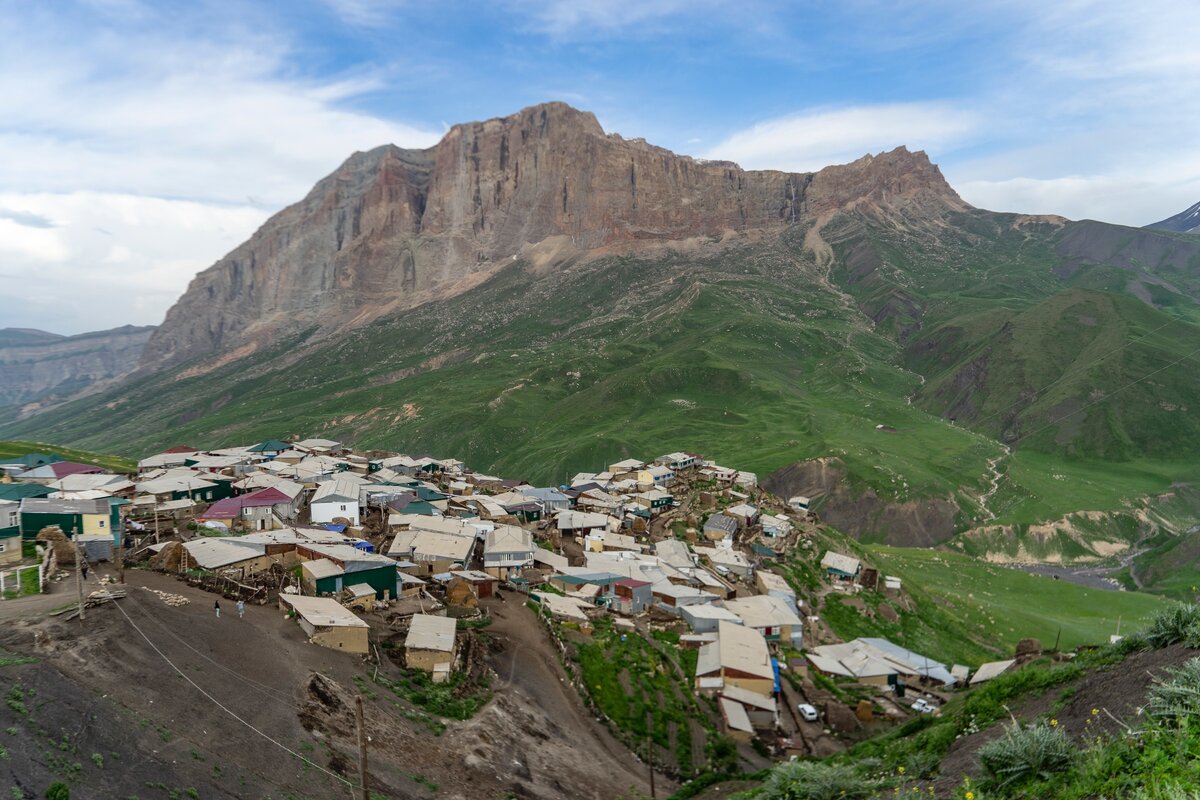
[116,536,125,584]
[355,694,369,800]
[74,533,85,622]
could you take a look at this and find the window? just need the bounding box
[0,542,6,552]
[340,505,347,511]
[98,520,105,528]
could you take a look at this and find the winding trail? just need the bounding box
[978,444,1011,521]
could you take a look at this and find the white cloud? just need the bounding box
[0,8,442,335]
[0,192,267,335]
[703,103,979,173]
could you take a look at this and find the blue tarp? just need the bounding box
[322,524,347,533]
[771,657,782,694]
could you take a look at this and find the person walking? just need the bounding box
[80,560,89,581]
[236,599,245,619]
[214,600,221,619]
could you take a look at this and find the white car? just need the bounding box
[911,699,936,713]
[797,703,819,722]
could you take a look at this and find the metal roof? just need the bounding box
[405,614,456,652]
[281,595,368,628]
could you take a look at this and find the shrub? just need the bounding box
[1146,657,1200,722]
[978,722,1075,790]
[755,760,880,800]
[44,785,69,800]
[1144,604,1200,649]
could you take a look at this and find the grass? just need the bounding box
[820,546,1170,667]
[0,440,135,473]
[372,669,490,721]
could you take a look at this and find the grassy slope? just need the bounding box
[4,208,1199,542]
[0,440,136,473]
[868,546,1165,656]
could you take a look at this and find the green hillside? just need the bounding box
[4,208,1199,545]
[0,440,136,473]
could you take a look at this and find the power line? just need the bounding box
[125,596,294,707]
[114,601,355,790]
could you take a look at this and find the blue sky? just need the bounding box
[2,0,1199,333]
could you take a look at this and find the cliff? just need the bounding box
[0,325,156,408]
[140,102,963,369]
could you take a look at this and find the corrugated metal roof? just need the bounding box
[281,595,368,628]
[406,614,456,652]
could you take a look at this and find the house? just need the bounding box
[788,496,812,513]
[721,684,777,731]
[405,614,457,680]
[610,578,653,614]
[635,465,674,488]
[481,525,534,579]
[719,595,804,646]
[310,479,363,526]
[47,473,135,497]
[761,515,792,538]
[970,659,1017,686]
[14,461,105,484]
[652,583,720,615]
[655,538,695,570]
[695,545,754,580]
[607,458,645,476]
[655,452,701,471]
[820,551,862,581]
[0,501,21,566]
[734,471,757,488]
[389,531,475,576]
[295,543,399,599]
[522,487,572,516]
[754,571,797,609]
[18,497,122,542]
[280,595,369,654]
[293,438,346,455]
[702,514,738,541]
[718,696,755,742]
[806,638,955,686]
[556,510,610,537]
[181,537,275,575]
[196,487,291,531]
[135,475,223,503]
[695,621,774,697]
[724,503,759,527]
[448,569,498,599]
[247,438,292,457]
[630,489,674,515]
[681,602,743,634]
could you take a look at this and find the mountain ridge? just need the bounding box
[139,101,963,373]
[1146,199,1200,234]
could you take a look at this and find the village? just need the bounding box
[0,440,1029,781]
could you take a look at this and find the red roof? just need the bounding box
[50,462,104,478]
[164,445,198,454]
[198,497,242,519]
[615,578,652,588]
[241,487,289,506]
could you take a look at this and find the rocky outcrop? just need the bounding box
[763,457,959,546]
[140,101,964,370]
[0,325,155,408]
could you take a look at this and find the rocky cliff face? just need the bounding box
[141,101,963,369]
[0,325,155,408]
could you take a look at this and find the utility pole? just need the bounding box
[116,532,125,584]
[73,532,85,622]
[355,695,370,800]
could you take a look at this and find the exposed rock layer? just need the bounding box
[0,325,155,407]
[141,102,962,369]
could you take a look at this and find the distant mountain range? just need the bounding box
[0,325,155,410]
[1147,200,1200,234]
[4,102,1199,561]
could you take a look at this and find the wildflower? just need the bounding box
[1050,718,1058,727]
[966,793,975,800]
[1091,708,1100,716]
[898,766,906,775]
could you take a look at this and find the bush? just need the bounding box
[1144,604,1200,649]
[44,785,68,800]
[978,722,1075,790]
[1147,657,1200,722]
[755,760,880,800]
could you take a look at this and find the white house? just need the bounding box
[310,479,362,526]
[482,525,535,579]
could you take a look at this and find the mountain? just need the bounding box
[138,101,960,372]
[0,324,156,409]
[1147,200,1200,233]
[5,102,1200,557]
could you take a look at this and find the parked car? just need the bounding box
[797,703,819,722]
[911,699,936,713]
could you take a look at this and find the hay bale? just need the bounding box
[35,526,75,567]
[149,541,184,572]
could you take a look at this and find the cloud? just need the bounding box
[703,103,980,173]
[0,209,58,229]
[0,192,267,335]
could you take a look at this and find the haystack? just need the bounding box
[149,541,185,572]
[35,526,75,567]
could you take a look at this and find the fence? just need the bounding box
[0,562,43,599]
